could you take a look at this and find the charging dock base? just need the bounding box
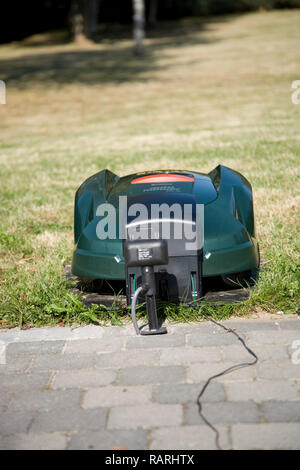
[140,326,168,336]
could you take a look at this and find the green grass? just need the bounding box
[0,10,299,328]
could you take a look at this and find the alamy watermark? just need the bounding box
[95,196,204,251]
[0,80,6,105]
[291,340,300,365]
[291,80,300,105]
[0,341,7,365]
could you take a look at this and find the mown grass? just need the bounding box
[0,10,299,328]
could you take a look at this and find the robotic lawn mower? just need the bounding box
[72,165,259,335]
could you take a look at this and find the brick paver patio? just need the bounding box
[0,317,299,450]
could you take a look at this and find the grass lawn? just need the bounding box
[0,10,299,328]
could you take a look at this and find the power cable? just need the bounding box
[196,309,258,450]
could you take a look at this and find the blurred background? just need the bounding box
[2,0,300,44]
[0,1,299,326]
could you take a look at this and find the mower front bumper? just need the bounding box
[71,239,259,280]
[72,249,125,280]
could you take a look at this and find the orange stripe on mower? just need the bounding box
[131,174,194,184]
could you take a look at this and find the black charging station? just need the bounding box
[123,239,169,335]
[123,192,203,335]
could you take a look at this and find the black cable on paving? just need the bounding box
[197,310,258,450]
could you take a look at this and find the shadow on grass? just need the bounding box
[0,18,231,88]
[65,263,252,313]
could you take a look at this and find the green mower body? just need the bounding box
[71,165,259,288]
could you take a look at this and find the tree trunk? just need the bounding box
[133,0,145,55]
[69,0,101,43]
[148,0,157,26]
[84,0,101,39]
[69,0,86,43]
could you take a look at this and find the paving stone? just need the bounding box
[30,407,107,433]
[12,329,49,342]
[100,325,136,338]
[0,432,68,450]
[68,326,104,340]
[64,337,125,354]
[0,392,15,411]
[108,404,182,430]
[118,365,184,385]
[0,329,23,343]
[52,368,116,389]
[32,353,95,371]
[188,331,238,347]
[149,425,230,450]
[153,382,225,404]
[44,327,72,340]
[83,385,152,408]
[261,401,300,422]
[1,321,300,450]
[6,341,65,357]
[0,357,32,373]
[69,429,148,450]
[96,349,160,368]
[185,401,260,425]
[186,362,256,384]
[257,361,300,380]
[160,346,222,365]
[0,410,34,435]
[226,380,300,402]
[279,320,300,330]
[173,323,222,335]
[247,330,298,345]
[9,389,81,412]
[0,327,69,344]
[0,372,51,392]
[222,344,260,363]
[231,423,300,450]
[224,343,289,362]
[126,334,185,349]
[222,321,280,332]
